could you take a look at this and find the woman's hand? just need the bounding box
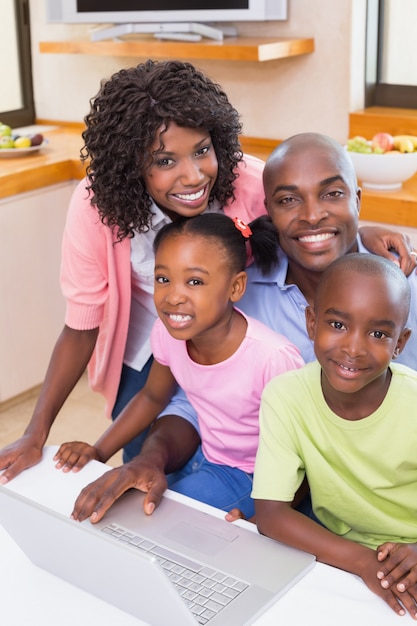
[0,435,44,484]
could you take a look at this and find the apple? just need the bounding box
[0,123,12,138]
[0,135,15,149]
[371,132,394,153]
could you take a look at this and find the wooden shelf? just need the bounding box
[39,36,314,62]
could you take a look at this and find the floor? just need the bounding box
[0,372,123,467]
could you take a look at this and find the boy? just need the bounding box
[252,253,417,620]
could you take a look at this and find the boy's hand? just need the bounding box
[70,457,168,523]
[377,542,417,601]
[357,549,417,618]
[54,442,99,472]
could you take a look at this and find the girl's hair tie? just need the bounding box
[233,217,252,239]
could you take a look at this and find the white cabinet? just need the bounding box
[0,182,77,402]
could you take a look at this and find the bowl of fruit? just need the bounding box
[346,132,417,190]
[0,122,46,157]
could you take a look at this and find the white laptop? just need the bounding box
[0,448,314,626]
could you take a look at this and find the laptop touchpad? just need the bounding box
[165,519,239,555]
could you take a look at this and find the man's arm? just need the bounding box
[0,325,98,483]
[71,415,201,522]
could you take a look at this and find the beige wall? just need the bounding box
[30,0,366,144]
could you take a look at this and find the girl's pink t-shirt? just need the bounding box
[151,312,304,473]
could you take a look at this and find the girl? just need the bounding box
[56,213,304,519]
[0,60,412,485]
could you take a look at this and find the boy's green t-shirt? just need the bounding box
[253,361,417,549]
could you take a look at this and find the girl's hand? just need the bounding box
[225,508,256,524]
[225,508,246,522]
[359,225,417,276]
[54,441,99,472]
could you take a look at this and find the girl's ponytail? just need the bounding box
[246,215,279,275]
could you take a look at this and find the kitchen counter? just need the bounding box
[0,125,85,200]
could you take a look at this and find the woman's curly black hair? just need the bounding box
[81,59,243,241]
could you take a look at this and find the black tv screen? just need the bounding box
[78,0,249,9]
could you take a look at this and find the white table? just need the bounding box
[0,447,412,626]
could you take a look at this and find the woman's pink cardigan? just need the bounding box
[60,154,266,416]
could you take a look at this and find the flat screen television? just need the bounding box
[46,0,288,42]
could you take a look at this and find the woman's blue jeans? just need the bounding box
[111,359,154,464]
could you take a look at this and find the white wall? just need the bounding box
[29,0,366,144]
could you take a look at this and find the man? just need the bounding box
[238,132,417,369]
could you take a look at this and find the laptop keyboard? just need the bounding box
[101,522,250,624]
